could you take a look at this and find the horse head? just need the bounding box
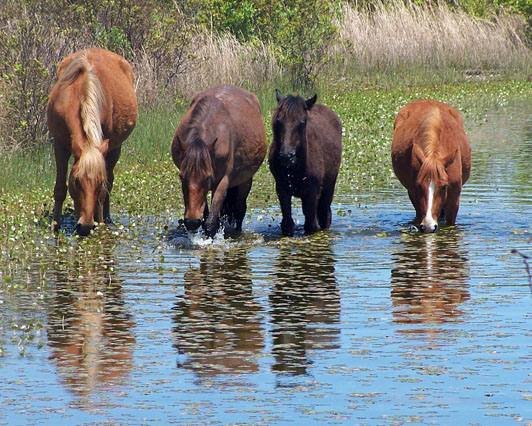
[273,89,317,167]
[69,140,109,236]
[179,134,215,231]
[413,144,457,233]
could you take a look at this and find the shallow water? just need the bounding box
[2,100,532,425]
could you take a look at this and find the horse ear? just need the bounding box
[275,89,283,103]
[443,147,458,168]
[412,143,425,166]
[305,94,317,110]
[394,111,409,130]
[99,139,109,157]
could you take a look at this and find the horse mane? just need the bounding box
[273,95,306,120]
[416,107,448,186]
[180,133,214,179]
[180,98,216,179]
[60,52,106,184]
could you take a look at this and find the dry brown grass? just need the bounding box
[133,32,282,104]
[335,1,530,73]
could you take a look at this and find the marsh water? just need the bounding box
[2,99,532,425]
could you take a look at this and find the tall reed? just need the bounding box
[334,1,530,74]
[133,32,282,104]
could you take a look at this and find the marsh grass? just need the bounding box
[134,32,282,104]
[334,1,530,77]
[0,144,55,194]
[132,1,532,106]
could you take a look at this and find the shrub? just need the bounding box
[0,1,77,151]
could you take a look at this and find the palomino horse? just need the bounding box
[392,99,471,233]
[47,48,137,236]
[269,90,342,236]
[171,84,267,237]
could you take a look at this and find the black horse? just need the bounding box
[269,90,342,236]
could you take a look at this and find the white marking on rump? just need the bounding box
[423,179,437,232]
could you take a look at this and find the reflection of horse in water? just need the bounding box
[270,236,340,376]
[47,240,135,396]
[391,231,470,330]
[172,246,264,377]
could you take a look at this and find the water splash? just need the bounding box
[188,225,227,247]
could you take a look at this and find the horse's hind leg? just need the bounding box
[317,182,336,230]
[102,146,122,223]
[233,179,253,232]
[51,142,70,232]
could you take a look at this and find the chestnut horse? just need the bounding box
[171,84,267,237]
[47,48,137,236]
[269,90,342,236]
[392,99,471,233]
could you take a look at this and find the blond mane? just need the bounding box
[416,108,448,186]
[60,52,106,184]
[417,107,441,157]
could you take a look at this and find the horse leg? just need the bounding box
[276,182,294,236]
[233,179,253,232]
[221,186,238,224]
[302,188,320,235]
[51,142,70,232]
[408,188,422,225]
[102,146,122,224]
[317,182,336,230]
[205,175,229,237]
[444,189,461,225]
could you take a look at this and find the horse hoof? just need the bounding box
[184,218,202,231]
[75,223,95,236]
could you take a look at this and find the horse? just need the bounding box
[47,48,137,236]
[391,99,471,233]
[269,90,342,236]
[171,84,267,237]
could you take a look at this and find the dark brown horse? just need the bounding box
[47,48,137,236]
[269,90,342,236]
[392,99,471,233]
[171,84,267,237]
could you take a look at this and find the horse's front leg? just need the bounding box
[444,186,461,225]
[205,175,229,237]
[102,145,122,224]
[276,181,294,236]
[233,179,253,231]
[302,186,320,235]
[51,142,70,232]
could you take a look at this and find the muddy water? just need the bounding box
[2,100,532,425]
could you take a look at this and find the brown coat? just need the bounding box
[392,99,471,232]
[171,84,267,236]
[47,48,137,235]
